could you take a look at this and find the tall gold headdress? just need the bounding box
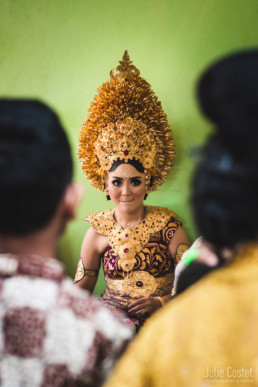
[78,51,175,192]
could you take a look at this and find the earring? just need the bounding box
[144,170,150,198]
[105,188,111,201]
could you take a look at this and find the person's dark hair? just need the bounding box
[0,99,73,236]
[109,159,145,173]
[191,50,258,248]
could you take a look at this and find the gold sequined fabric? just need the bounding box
[78,51,175,192]
[105,243,258,387]
[74,258,99,283]
[106,272,173,298]
[175,243,190,263]
[74,258,84,283]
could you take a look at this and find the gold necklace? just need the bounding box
[114,209,146,230]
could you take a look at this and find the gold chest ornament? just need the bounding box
[85,205,177,273]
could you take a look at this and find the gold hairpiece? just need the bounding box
[78,51,175,192]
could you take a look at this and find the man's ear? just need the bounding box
[62,183,84,221]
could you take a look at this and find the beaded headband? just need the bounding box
[78,51,175,192]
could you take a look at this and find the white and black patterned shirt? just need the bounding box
[0,253,133,386]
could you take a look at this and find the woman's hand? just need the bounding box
[128,296,161,317]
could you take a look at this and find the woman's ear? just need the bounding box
[104,172,111,200]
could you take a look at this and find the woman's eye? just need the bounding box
[112,180,122,187]
[131,179,141,186]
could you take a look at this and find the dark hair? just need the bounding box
[0,99,73,236]
[192,50,258,248]
[109,159,145,173]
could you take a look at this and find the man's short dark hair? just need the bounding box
[192,50,258,247]
[0,99,73,236]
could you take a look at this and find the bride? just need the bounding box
[74,51,189,329]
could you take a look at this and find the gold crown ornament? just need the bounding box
[78,51,175,192]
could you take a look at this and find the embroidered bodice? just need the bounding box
[85,206,182,298]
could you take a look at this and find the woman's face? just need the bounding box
[107,163,146,212]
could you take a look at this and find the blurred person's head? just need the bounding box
[0,99,81,251]
[192,50,258,248]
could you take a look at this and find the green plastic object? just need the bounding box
[183,248,200,267]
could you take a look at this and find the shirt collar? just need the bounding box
[0,253,65,283]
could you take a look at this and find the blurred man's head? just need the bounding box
[0,99,78,239]
[192,50,258,248]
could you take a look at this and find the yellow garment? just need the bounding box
[105,244,258,387]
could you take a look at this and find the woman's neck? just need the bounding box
[114,205,146,229]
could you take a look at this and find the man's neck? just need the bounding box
[0,229,58,258]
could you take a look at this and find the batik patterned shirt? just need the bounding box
[0,253,133,387]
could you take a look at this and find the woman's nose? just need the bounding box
[122,181,131,195]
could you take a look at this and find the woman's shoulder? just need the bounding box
[84,208,115,236]
[145,205,178,218]
[144,205,181,232]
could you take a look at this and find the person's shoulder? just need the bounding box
[145,262,256,348]
[145,205,180,233]
[164,264,241,322]
[50,275,133,384]
[135,278,215,350]
[145,205,178,219]
[58,275,134,338]
[84,208,115,235]
[84,208,114,221]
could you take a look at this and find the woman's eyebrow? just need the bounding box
[111,176,143,180]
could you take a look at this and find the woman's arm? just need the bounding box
[168,226,190,297]
[75,227,107,293]
[168,226,190,262]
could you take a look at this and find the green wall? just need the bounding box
[1,0,258,294]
